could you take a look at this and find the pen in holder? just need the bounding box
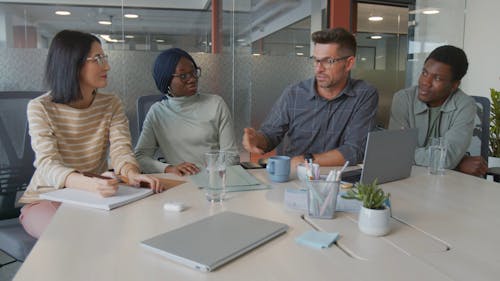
[305,162,348,219]
[306,176,340,219]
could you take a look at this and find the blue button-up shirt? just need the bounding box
[259,77,378,165]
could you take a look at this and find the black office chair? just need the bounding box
[136,94,162,134]
[470,96,500,181]
[470,96,490,161]
[0,91,42,263]
[136,94,165,162]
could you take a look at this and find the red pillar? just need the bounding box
[328,0,356,33]
[211,0,222,53]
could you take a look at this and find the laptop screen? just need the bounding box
[343,129,418,184]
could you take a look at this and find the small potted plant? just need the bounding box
[341,180,391,236]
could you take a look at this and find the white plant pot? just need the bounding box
[358,206,390,236]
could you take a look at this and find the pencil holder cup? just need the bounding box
[306,179,340,219]
[296,163,320,181]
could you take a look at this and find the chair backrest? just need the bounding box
[469,96,490,161]
[0,91,43,220]
[137,94,162,133]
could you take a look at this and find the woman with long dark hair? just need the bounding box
[19,30,162,238]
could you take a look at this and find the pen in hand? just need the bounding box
[81,172,119,197]
[82,172,113,180]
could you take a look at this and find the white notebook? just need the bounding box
[40,185,153,210]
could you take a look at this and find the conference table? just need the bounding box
[13,166,500,281]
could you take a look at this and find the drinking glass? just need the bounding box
[204,151,227,203]
[428,137,447,175]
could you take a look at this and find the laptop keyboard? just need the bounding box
[341,169,362,184]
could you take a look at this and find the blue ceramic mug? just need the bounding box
[266,156,291,182]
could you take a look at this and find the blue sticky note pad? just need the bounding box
[295,230,339,249]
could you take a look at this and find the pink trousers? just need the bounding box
[19,200,61,239]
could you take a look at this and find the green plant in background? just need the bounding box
[489,88,500,157]
[341,180,390,210]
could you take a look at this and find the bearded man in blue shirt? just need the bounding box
[243,27,379,169]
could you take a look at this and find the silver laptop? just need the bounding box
[141,211,288,272]
[342,129,418,184]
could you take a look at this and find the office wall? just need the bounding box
[406,0,500,98]
[406,0,466,86]
[461,0,500,97]
[0,47,314,147]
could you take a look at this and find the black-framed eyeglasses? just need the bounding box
[310,56,350,68]
[172,68,202,81]
[86,54,109,66]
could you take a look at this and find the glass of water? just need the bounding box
[204,151,227,203]
[428,138,447,175]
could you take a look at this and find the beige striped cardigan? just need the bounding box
[19,92,139,204]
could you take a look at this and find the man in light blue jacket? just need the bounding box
[389,45,487,177]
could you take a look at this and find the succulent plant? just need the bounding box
[341,180,390,210]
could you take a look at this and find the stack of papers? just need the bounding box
[189,165,268,192]
[40,185,153,210]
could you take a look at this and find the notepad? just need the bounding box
[141,211,288,272]
[189,165,267,192]
[295,230,339,249]
[40,185,153,210]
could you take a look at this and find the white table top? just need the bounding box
[13,166,500,281]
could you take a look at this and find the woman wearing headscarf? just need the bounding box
[135,48,239,176]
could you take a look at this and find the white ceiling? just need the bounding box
[358,3,409,35]
[0,1,300,38]
[0,1,412,44]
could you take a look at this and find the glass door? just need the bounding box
[352,2,411,128]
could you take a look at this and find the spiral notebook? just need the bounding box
[40,185,153,210]
[141,211,288,272]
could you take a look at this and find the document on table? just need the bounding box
[40,185,153,211]
[189,165,269,192]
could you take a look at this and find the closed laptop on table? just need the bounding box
[342,128,418,184]
[141,211,288,272]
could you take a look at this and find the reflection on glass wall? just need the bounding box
[353,2,409,128]
[251,17,311,57]
[407,0,466,86]
[0,1,323,146]
[0,2,251,53]
[0,0,470,159]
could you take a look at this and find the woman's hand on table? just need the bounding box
[127,171,163,193]
[67,171,120,197]
[165,162,200,176]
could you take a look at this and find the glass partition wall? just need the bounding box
[0,0,468,144]
[0,0,321,149]
[353,2,410,128]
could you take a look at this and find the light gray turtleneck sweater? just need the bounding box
[135,93,239,172]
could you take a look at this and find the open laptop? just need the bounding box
[141,211,288,272]
[342,128,418,184]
